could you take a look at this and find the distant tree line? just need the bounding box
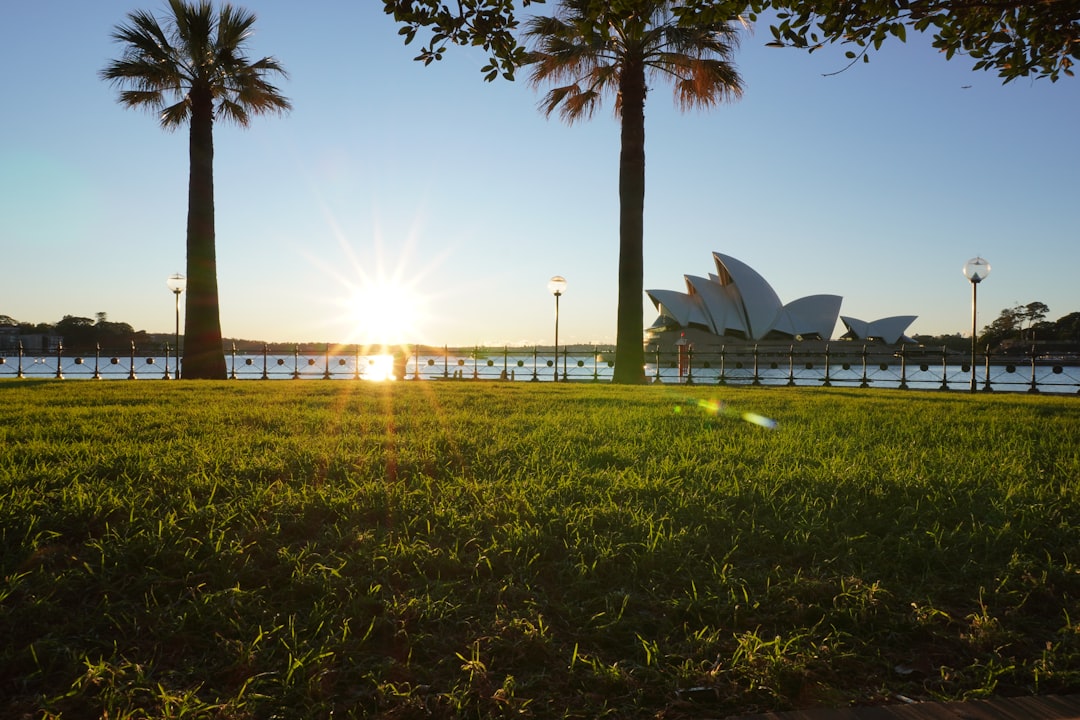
[980,302,1080,352]
[0,313,363,355]
[0,313,152,353]
[912,303,1079,355]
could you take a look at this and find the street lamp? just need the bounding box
[166,273,186,379]
[962,257,990,393]
[548,275,567,382]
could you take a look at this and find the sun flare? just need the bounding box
[302,197,449,351]
[362,353,396,382]
[344,280,426,347]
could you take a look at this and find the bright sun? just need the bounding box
[303,207,443,352]
[345,280,426,347]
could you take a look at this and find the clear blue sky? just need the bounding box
[2,1,1077,347]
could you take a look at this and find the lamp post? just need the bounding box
[962,257,990,393]
[548,275,567,382]
[166,273,186,379]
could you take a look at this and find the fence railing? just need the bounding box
[1,341,1078,394]
[648,342,1080,394]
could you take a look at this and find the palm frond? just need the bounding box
[227,73,292,117]
[655,22,741,58]
[246,56,289,77]
[216,97,250,126]
[539,84,604,123]
[103,0,290,129]
[669,58,744,110]
[159,99,192,129]
[119,9,176,61]
[524,0,744,124]
[560,88,604,123]
[117,89,165,110]
[215,4,257,50]
[175,0,217,82]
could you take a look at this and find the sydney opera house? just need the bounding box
[646,252,917,346]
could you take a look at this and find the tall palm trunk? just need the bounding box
[182,88,227,380]
[613,58,647,384]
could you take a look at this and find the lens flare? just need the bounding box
[678,396,778,430]
[741,412,778,430]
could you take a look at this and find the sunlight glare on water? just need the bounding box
[364,354,395,381]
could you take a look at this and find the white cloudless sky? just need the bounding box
[2,1,1077,347]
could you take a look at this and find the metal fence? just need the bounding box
[648,343,1080,394]
[1,341,1078,394]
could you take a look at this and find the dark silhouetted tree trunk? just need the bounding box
[613,58,647,384]
[182,88,226,379]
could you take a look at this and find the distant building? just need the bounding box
[646,252,915,345]
[0,325,19,352]
[0,327,63,354]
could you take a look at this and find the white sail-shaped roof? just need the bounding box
[840,315,917,344]
[647,289,698,327]
[712,253,783,339]
[840,316,871,339]
[685,275,734,335]
[685,296,711,328]
[782,295,843,340]
[649,252,915,344]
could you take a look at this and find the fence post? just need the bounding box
[292,345,300,379]
[899,344,909,390]
[55,342,65,379]
[261,343,269,380]
[473,346,479,380]
[444,345,450,379]
[752,344,761,386]
[501,346,508,380]
[127,341,137,380]
[593,347,599,382]
[230,343,238,380]
[531,346,538,381]
[323,344,332,380]
[982,345,993,392]
[654,345,662,384]
[1028,345,1040,393]
[686,345,695,385]
[17,341,25,378]
[788,344,796,386]
[821,344,831,387]
[860,345,870,388]
[718,345,726,385]
[93,343,102,380]
[939,344,949,391]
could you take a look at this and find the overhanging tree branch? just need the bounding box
[383,0,1079,82]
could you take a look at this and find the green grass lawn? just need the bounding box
[1,380,1078,719]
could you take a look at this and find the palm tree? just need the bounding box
[525,0,743,383]
[102,0,290,379]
